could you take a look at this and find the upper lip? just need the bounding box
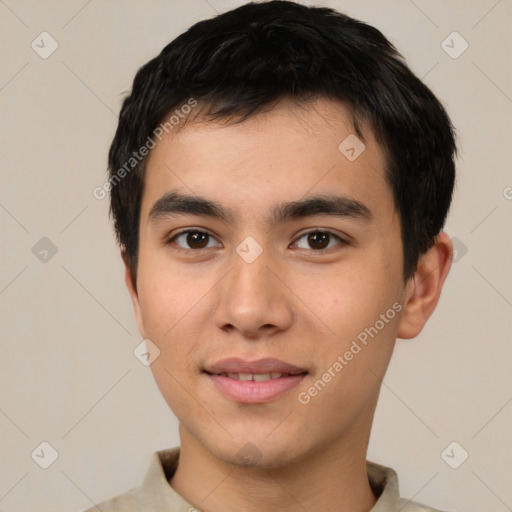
[204,357,308,375]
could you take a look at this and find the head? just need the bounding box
[107,1,455,468]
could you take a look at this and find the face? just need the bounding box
[126,98,412,469]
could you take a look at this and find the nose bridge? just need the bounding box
[213,240,293,336]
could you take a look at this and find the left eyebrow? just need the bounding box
[270,194,372,224]
[148,190,372,225]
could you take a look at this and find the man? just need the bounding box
[85,1,456,510]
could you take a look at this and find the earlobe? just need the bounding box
[122,251,147,339]
[397,232,453,340]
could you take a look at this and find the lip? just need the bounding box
[204,357,308,404]
[206,373,307,404]
[204,357,307,375]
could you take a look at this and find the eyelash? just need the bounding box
[165,228,348,254]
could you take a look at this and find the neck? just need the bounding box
[169,424,377,512]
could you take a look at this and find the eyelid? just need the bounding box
[293,227,347,240]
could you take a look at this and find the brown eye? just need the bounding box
[186,231,209,249]
[307,232,330,249]
[169,230,221,251]
[294,230,344,251]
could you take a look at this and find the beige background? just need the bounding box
[1,0,511,511]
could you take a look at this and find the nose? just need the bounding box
[212,246,294,339]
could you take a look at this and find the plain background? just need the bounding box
[1,1,511,511]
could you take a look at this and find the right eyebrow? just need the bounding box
[148,191,235,224]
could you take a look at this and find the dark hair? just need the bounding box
[107,0,456,284]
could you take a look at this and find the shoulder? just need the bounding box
[79,488,137,512]
[77,447,182,512]
[397,497,452,512]
[366,460,454,512]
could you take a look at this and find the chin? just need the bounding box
[203,432,310,470]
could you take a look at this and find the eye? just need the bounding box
[293,230,346,251]
[167,229,221,251]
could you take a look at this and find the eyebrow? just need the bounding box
[148,190,372,225]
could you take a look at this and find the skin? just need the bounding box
[123,97,453,512]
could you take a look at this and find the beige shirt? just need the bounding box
[82,447,449,512]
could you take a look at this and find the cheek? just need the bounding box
[295,255,403,390]
[298,263,398,335]
[135,262,214,373]
[137,269,205,405]
[136,255,202,334]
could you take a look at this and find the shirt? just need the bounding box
[82,447,449,512]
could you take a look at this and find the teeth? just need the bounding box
[253,373,271,381]
[220,372,285,381]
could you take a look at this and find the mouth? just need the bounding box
[203,358,308,404]
[206,371,302,381]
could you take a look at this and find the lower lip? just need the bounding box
[206,373,307,404]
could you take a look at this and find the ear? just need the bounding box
[122,251,147,339]
[397,231,453,339]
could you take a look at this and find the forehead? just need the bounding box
[140,97,393,224]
